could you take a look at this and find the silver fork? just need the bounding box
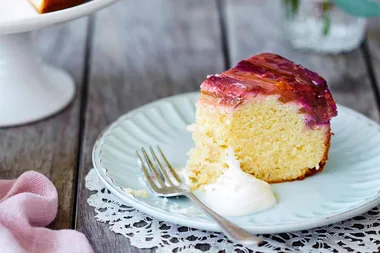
[136,146,264,246]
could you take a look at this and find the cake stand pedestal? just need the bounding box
[0,0,118,127]
[0,32,75,127]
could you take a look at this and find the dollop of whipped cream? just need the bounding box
[200,147,277,217]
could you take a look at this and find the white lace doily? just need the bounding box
[86,169,380,252]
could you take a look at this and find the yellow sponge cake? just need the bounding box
[185,53,337,190]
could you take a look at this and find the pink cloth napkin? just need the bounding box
[0,171,94,253]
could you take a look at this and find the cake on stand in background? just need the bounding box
[0,0,118,127]
[30,0,88,13]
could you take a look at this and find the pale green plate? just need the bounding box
[93,92,380,234]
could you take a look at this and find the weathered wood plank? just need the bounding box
[225,0,380,122]
[365,37,380,116]
[0,18,88,229]
[368,18,380,43]
[76,1,224,252]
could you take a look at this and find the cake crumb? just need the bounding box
[123,188,149,198]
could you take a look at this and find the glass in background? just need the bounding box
[282,0,367,54]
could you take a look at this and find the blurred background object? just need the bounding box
[0,0,118,127]
[282,0,380,53]
[332,0,380,17]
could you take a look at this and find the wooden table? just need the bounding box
[1,1,380,252]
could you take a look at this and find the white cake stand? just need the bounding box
[0,0,118,127]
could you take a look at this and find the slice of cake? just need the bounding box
[185,53,337,190]
[30,0,87,13]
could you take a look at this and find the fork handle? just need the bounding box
[184,192,264,246]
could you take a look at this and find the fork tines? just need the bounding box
[136,146,182,191]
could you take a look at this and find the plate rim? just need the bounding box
[92,91,380,234]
